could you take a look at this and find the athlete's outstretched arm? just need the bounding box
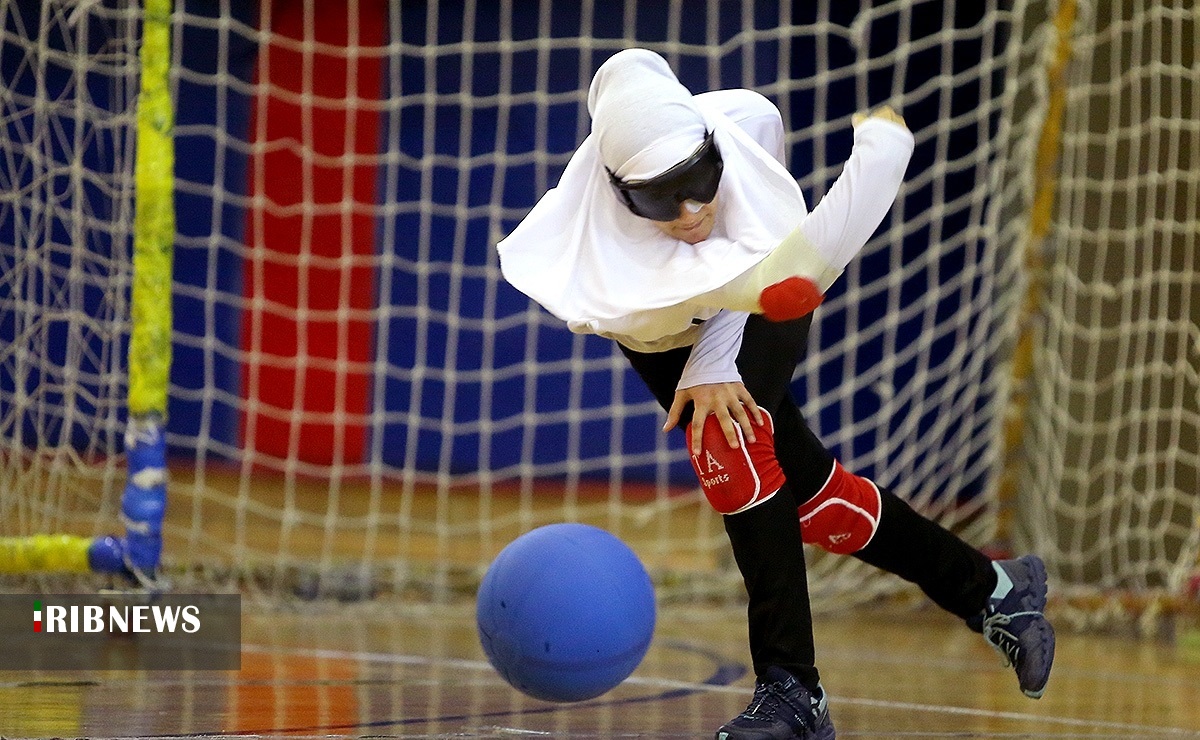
[695,107,915,320]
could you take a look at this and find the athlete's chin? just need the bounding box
[675,222,713,244]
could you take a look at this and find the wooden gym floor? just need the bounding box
[1,599,1198,738]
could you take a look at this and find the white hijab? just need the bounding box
[497,49,809,343]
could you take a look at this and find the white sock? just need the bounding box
[990,561,1014,602]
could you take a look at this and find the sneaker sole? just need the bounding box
[1022,618,1055,698]
[1022,555,1049,611]
[714,722,837,739]
[1020,555,1055,699]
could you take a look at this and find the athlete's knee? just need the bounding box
[797,461,881,554]
[685,408,786,515]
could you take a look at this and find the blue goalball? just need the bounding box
[476,523,656,703]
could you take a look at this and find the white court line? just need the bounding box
[242,643,1200,737]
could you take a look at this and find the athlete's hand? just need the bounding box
[664,382,764,456]
[852,105,906,128]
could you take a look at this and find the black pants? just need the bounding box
[620,314,996,688]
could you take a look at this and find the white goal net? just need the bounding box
[1,0,1196,618]
[1012,0,1200,625]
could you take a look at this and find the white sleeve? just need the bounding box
[676,309,748,391]
[689,118,915,316]
[799,117,916,270]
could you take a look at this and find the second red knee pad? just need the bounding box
[798,461,881,554]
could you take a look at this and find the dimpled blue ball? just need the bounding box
[476,523,656,702]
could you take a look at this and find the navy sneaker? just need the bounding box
[968,555,1056,699]
[715,666,835,740]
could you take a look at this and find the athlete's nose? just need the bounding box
[676,200,704,223]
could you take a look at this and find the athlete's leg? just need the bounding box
[620,325,819,689]
[764,394,994,616]
[736,316,996,619]
[738,318,1051,698]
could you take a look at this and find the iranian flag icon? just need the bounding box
[34,601,41,633]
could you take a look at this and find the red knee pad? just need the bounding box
[797,461,881,554]
[685,408,786,515]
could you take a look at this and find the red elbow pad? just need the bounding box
[759,276,824,322]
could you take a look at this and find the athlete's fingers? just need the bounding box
[853,106,906,128]
[872,105,906,125]
[674,383,762,452]
[731,401,756,445]
[697,388,744,449]
[663,394,686,433]
[737,389,764,427]
[714,406,741,450]
[689,410,709,455]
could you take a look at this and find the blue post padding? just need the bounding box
[121,416,167,573]
[88,535,129,574]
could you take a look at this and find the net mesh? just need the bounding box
[0,1,135,552]
[1014,0,1200,626]
[1,0,1196,617]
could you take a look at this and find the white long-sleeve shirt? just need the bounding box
[499,57,915,365]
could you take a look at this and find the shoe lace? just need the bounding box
[981,609,1041,667]
[738,681,783,721]
[737,679,820,731]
